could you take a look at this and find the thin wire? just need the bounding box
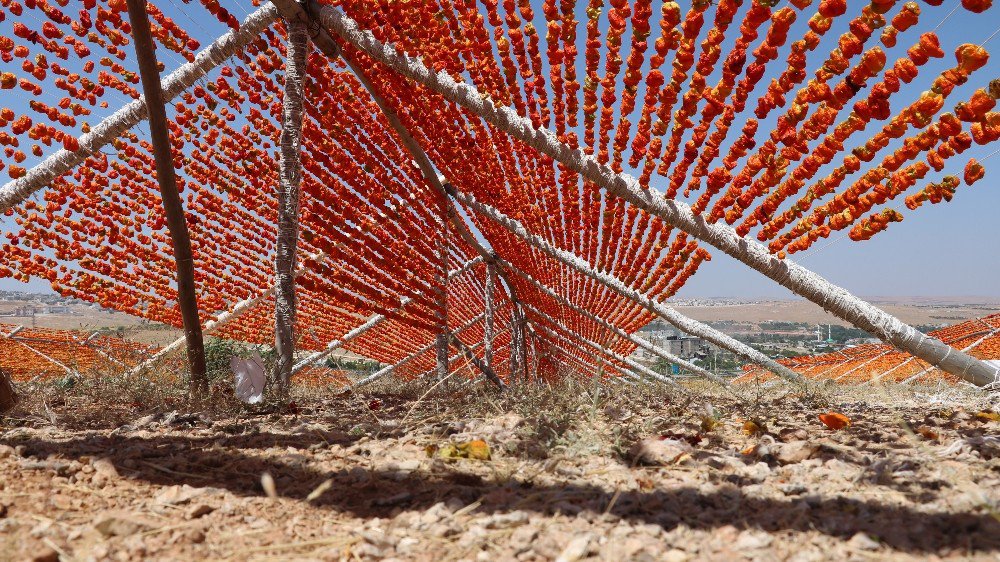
[796,232,846,262]
[981,146,1000,162]
[981,24,1000,46]
[933,4,960,32]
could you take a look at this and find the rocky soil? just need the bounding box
[1,381,999,561]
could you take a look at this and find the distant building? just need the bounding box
[633,331,708,361]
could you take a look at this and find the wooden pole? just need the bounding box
[484,262,496,368]
[274,19,310,393]
[333,49,539,374]
[449,333,505,389]
[125,0,207,395]
[0,368,17,415]
[435,201,450,380]
[314,5,1000,388]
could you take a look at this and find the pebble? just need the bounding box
[186,504,215,519]
[484,510,529,529]
[555,534,592,562]
[94,513,147,537]
[734,530,774,550]
[630,438,692,466]
[30,547,59,562]
[662,549,690,562]
[847,532,881,550]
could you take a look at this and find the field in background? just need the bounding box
[674,297,1000,327]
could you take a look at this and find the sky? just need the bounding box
[0,1,998,300]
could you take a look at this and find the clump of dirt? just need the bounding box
[1,378,998,561]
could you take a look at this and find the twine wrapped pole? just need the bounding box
[314,5,1000,388]
[125,0,207,395]
[274,20,310,393]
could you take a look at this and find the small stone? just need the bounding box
[848,532,880,550]
[778,428,809,442]
[484,511,529,529]
[94,514,147,537]
[31,547,59,562]
[396,537,419,555]
[741,462,771,483]
[776,441,821,465]
[555,534,592,562]
[0,445,15,459]
[352,542,383,558]
[186,504,215,519]
[92,457,119,478]
[662,549,689,562]
[734,530,773,550]
[155,484,209,506]
[630,438,692,466]
[510,526,538,553]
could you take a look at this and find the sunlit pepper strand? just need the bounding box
[641,2,709,186]
[626,1,681,170]
[580,0,604,154]
[767,58,988,248]
[756,36,957,240]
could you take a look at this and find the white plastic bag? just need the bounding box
[232,353,265,404]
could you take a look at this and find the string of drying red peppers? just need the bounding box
[332,0,996,266]
[314,0,998,380]
[1,0,515,370]
[328,0,709,358]
[3,0,999,382]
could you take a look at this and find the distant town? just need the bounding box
[631,317,949,377]
[2,290,993,376]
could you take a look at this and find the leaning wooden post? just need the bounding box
[125,0,207,395]
[484,262,496,369]
[509,309,522,383]
[314,5,999,387]
[449,333,505,389]
[274,19,310,394]
[331,48,540,384]
[515,306,528,383]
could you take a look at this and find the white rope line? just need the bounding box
[933,4,961,32]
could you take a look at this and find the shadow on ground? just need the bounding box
[5,431,998,554]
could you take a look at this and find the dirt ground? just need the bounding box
[1,379,999,561]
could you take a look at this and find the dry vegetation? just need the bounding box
[1,375,999,561]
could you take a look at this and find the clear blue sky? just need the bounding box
[1,1,998,299]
